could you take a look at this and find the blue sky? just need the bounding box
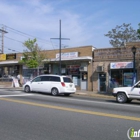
[0,0,140,53]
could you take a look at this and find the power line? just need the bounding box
[5,36,23,43]
[0,24,70,55]
[2,24,52,44]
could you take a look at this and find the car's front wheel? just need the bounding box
[51,88,59,96]
[24,85,30,93]
[116,92,127,103]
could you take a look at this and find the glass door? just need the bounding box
[99,73,106,92]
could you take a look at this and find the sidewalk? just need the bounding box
[0,86,114,99]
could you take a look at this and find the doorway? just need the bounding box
[99,73,106,92]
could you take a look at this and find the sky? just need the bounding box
[0,0,140,54]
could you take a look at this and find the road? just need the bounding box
[0,89,140,140]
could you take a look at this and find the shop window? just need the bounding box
[110,69,134,88]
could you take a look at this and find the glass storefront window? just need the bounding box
[0,66,19,78]
[110,69,134,88]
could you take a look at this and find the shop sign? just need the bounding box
[56,52,78,59]
[6,53,16,60]
[0,54,6,60]
[110,62,133,69]
[67,65,80,74]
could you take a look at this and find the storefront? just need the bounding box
[45,52,92,91]
[0,53,22,78]
[109,62,134,88]
[0,53,23,87]
[93,42,140,94]
[20,45,94,91]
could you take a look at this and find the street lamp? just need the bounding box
[131,46,136,84]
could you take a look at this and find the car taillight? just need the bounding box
[61,82,65,87]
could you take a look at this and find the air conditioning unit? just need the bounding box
[79,66,87,71]
[96,66,104,72]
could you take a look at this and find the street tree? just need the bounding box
[19,38,48,75]
[137,23,140,39]
[105,23,139,47]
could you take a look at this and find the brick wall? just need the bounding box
[93,42,140,93]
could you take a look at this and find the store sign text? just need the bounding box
[0,54,6,60]
[6,53,16,60]
[56,52,78,59]
[110,62,133,69]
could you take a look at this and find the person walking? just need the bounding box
[17,73,21,87]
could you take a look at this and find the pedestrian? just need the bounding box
[17,73,21,87]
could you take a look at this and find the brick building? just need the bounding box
[93,42,140,94]
[0,45,94,91]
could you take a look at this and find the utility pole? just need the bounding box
[0,27,8,54]
[50,20,70,75]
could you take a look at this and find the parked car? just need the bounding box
[23,74,76,96]
[112,81,140,103]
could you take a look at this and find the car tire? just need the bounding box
[51,88,59,96]
[116,92,127,103]
[24,85,30,93]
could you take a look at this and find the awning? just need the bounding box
[43,56,92,62]
[0,61,19,65]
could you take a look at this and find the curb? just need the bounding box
[0,87,114,99]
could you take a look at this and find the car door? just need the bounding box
[39,76,51,93]
[30,76,42,92]
[49,76,61,92]
[130,82,140,99]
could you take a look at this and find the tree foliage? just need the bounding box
[105,23,139,47]
[137,23,140,39]
[19,38,48,68]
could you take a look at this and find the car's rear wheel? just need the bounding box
[116,92,127,103]
[51,88,59,96]
[24,85,30,93]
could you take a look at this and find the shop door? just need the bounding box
[81,72,87,90]
[99,73,106,92]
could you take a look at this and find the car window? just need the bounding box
[135,83,140,88]
[50,76,60,82]
[32,77,41,82]
[41,76,50,81]
[63,77,72,83]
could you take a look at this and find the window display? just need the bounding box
[110,69,134,88]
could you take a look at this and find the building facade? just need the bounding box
[0,46,94,91]
[93,42,140,94]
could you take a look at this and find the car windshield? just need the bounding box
[63,77,72,83]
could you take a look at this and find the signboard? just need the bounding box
[12,77,19,87]
[67,65,80,74]
[6,53,16,60]
[123,73,133,86]
[110,62,133,69]
[0,54,6,60]
[56,52,78,59]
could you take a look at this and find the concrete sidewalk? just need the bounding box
[0,86,114,99]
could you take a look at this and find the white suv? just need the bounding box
[112,81,140,103]
[23,75,76,96]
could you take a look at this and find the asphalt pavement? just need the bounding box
[0,85,114,99]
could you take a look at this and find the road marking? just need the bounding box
[0,94,34,98]
[0,98,140,122]
[35,95,140,109]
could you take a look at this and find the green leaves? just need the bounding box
[19,38,48,69]
[105,23,139,47]
[26,59,38,68]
